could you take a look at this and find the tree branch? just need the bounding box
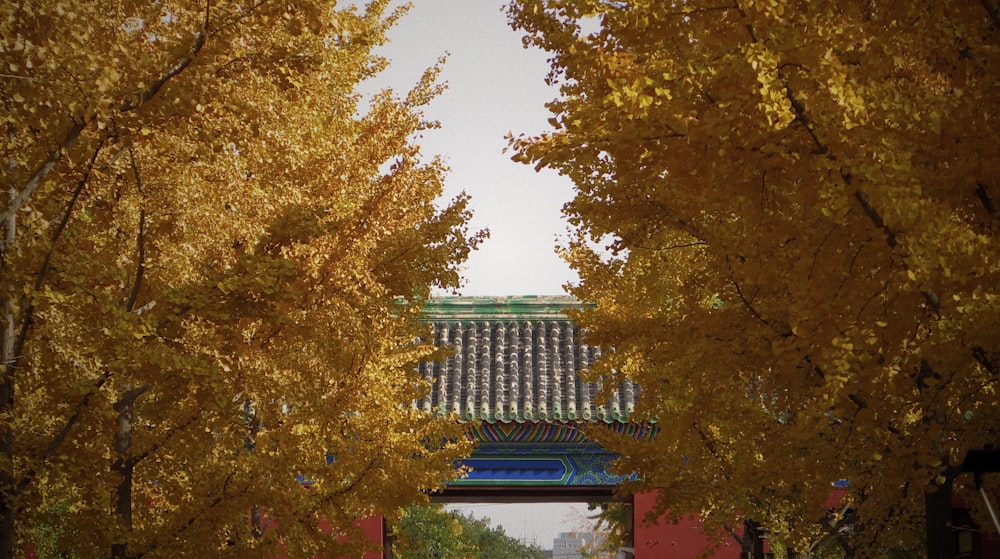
[727,266,792,336]
[981,0,1000,28]
[134,474,246,559]
[972,346,998,377]
[785,84,828,155]
[853,190,897,249]
[126,145,148,313]
[730,276,765,324]
[36,138,105,291]
[2,27,208,231]
[0,120,88,229]
[119,31,207,113]
[2,139,106,438]
[16,372,113,494]
[975,181,996,215]
[128,412,202,468]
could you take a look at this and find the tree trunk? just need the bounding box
[1,215,17,559]
[245,400,265,541]
[751,522,765,559]
[737,520,766,559]
[836,534,855,559]
[925,476,956,559]
[112,385,149,559]
[110,457,134,559]
[0,371,13,559]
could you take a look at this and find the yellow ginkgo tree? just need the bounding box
[506,1,1000,557]
[1,1,483,557]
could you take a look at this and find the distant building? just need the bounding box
[552,531,599,559]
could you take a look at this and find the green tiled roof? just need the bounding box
[418,296,635,423]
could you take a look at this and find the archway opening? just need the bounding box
[387,493,633,559]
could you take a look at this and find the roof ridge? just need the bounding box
[422,296,582,321]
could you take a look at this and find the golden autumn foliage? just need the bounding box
[1,1,484,557]
[507,0,1000,556]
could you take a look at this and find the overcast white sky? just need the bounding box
[356,0,593,546]
[361,0,578,297]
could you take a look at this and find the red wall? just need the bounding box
[315,513,384,559]
[632,492,740,559]
[357,515,385,559]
